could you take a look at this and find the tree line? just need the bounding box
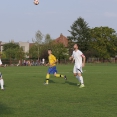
[1,17,117,64]
[1,31,68,64]
[68,17,117,60]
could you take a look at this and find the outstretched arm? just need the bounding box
[69,53,74,60]
[82,55,86,67]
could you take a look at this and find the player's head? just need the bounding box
[74,44,78,50]
[48,49,52,55]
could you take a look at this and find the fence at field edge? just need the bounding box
[1,57,117,66]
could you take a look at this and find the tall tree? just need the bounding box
[68,17,90,51]
[90,27,117,59]
[44,34,52,44]
[32,30,43,60]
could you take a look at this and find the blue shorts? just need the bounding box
[48,66,57,74]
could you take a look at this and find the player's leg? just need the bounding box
[73,66,81,84]
[0,79,4,90]
[54,73,67,80]
[0,79,1,87]
[53,66,67,80]
[44,67,51,85]
[75,75,81,86]
[77,67,85,88]
[45,73,50,85]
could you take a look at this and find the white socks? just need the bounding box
[76,76,80,82]
[0,79,4,89]
[76,75,84,84]
[79,76,84,84]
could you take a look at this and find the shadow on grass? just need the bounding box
[49,80,56,83]
[64,81,77,86]
[0,103,13,116]
[3,85,7,88]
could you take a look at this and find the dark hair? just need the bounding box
[48,49,52,51]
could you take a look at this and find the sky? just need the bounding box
[0,0,117,42]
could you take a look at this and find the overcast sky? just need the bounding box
[0,0,117,42]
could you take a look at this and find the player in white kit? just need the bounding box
[0,72,4,90]
[0,58,2,66]
[69,44,86,88]
[0,55,6,67]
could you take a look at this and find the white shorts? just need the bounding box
[73,65,82,74]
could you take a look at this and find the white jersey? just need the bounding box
[42,59,45,64]
[72,50,83,67]
[0,59,2,65]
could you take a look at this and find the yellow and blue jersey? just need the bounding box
[48,54,57,74]
[48,54,57,67]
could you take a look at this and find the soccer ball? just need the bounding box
[34,0,39,5]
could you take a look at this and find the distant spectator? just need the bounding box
[42,58,45,65]
[115,55,117,63]
[26,60,31,66]
[39,59,42,65]
[35,60,38,66]
[17,60,21,66]
[23,60,26,66]
[31,60,34,66]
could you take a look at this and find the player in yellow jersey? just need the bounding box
[44,49,67,85]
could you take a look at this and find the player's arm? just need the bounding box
[69,52,74,61]
[45,62,49,66]
[82,54,86,67]
[69,56,73,60]
[69,52,75,64]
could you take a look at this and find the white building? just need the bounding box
[18,42,29,53]
[0,42,6,53]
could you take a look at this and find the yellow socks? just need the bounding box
[46,74,50,84]
[55,74,64,78]
[46,74,65,84]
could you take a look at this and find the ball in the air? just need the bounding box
[34,0,39,5]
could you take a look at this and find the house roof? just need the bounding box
[29,43,35,48]
[54,33,68,47]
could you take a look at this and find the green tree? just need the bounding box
[90,27,117,59]
[5,48,16,64]
[32,30,44,59]
[52,44,69,60]
[29,45,38,59]
[15,47,25,64]
[68,17,90,51]
[3,43,20,51]
[3,42,20,62]
[44,34,52,44]
[35,42,69,62]
[0,52,6,59]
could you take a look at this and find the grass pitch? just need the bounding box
[0,64,117,117]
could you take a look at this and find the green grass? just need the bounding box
[0,64,117,117]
